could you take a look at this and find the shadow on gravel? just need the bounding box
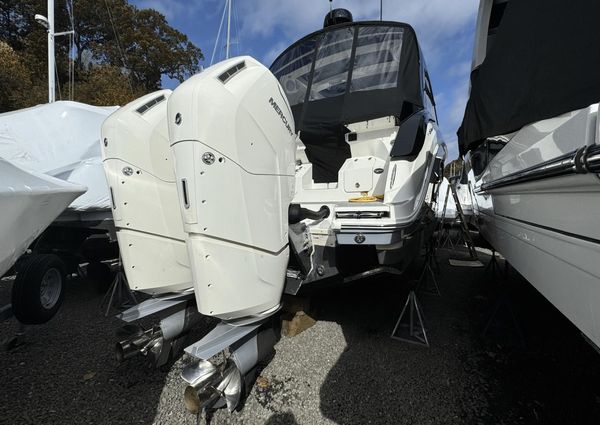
[265,411,298,424]
[0,275,210,425]
[314,248,600,425]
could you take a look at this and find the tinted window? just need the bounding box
[350,26,403,93]
[309,27,354,100]
[271,37,318,105]
[470,144,488,177]
[423,73,436,120]
[470,140,506,178]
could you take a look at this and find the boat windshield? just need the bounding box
[270,22,423,133]
[272,25,404,106]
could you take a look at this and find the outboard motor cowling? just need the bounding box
[102,90,193,294]
[168,56,296,322]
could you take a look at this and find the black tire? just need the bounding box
[11,254,67,325]
[86,262,113,293]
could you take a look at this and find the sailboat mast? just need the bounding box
[48,0,55,103]
[226,0,232,59]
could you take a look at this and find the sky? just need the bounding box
[130,0,479,159]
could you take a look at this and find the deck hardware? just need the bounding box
[202,152,215,165]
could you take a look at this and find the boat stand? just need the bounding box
[416,244,441,296]
[101,261,137,317]
[438,226,456,250]
[391,290,429,347]
[483,250,502,280]
[425,239,441,274]
[482,290,526,347]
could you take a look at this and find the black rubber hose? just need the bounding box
[288,204,330,224]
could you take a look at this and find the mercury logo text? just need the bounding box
[269,97,294,136]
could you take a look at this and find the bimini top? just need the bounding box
[458,0,600,155]
[270,21,425,136]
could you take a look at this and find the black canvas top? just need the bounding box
[270,21,427,182]
[270,21,425,134]
[458,0,600,155]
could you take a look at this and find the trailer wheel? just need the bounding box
[11,254,66,325]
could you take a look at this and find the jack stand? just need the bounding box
[391,290,429,347]
[101,264,137,317]
[438,226,456,251]
[416,262,441,296]
[483,250,502,280]
[76,264,86,279]
[424,241,441,274]
[416,246,441,296]
[482,291,526,347]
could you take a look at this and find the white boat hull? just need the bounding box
[0,159,85,277]
[472,103,600,347]
[479,209,600,346]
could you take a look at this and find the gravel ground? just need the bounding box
[1,247,600,425]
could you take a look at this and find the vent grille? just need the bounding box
[336,211,389,219]
[218,61,246,84]
[136,94,166,114]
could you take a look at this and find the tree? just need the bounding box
[0,41,45,112]
[0,0,204,110]
[75,64,144,106]
[72,1,203,90]
[444,157,464,179]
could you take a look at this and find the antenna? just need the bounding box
[329,0,333,18]
[380,0,383,20]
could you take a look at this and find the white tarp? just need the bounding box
[0,101,118,211]
[0,158,85,276]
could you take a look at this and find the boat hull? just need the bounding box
[479,207,600,347]
[0,159,85,277]
[472,103,600,348]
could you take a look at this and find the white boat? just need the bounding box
[109,9,447,413]
[102,90,192,295]
[270,16,446,293]
[0,101,120,324]
[168,16,445,323]
[0,159,85,277]
[164,10,446,413]
[460,0,600,347]
[0,101,117,213]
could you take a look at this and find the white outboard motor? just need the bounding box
[102,90,199,367]
[102,90,192,294]
[168,56,296,322]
